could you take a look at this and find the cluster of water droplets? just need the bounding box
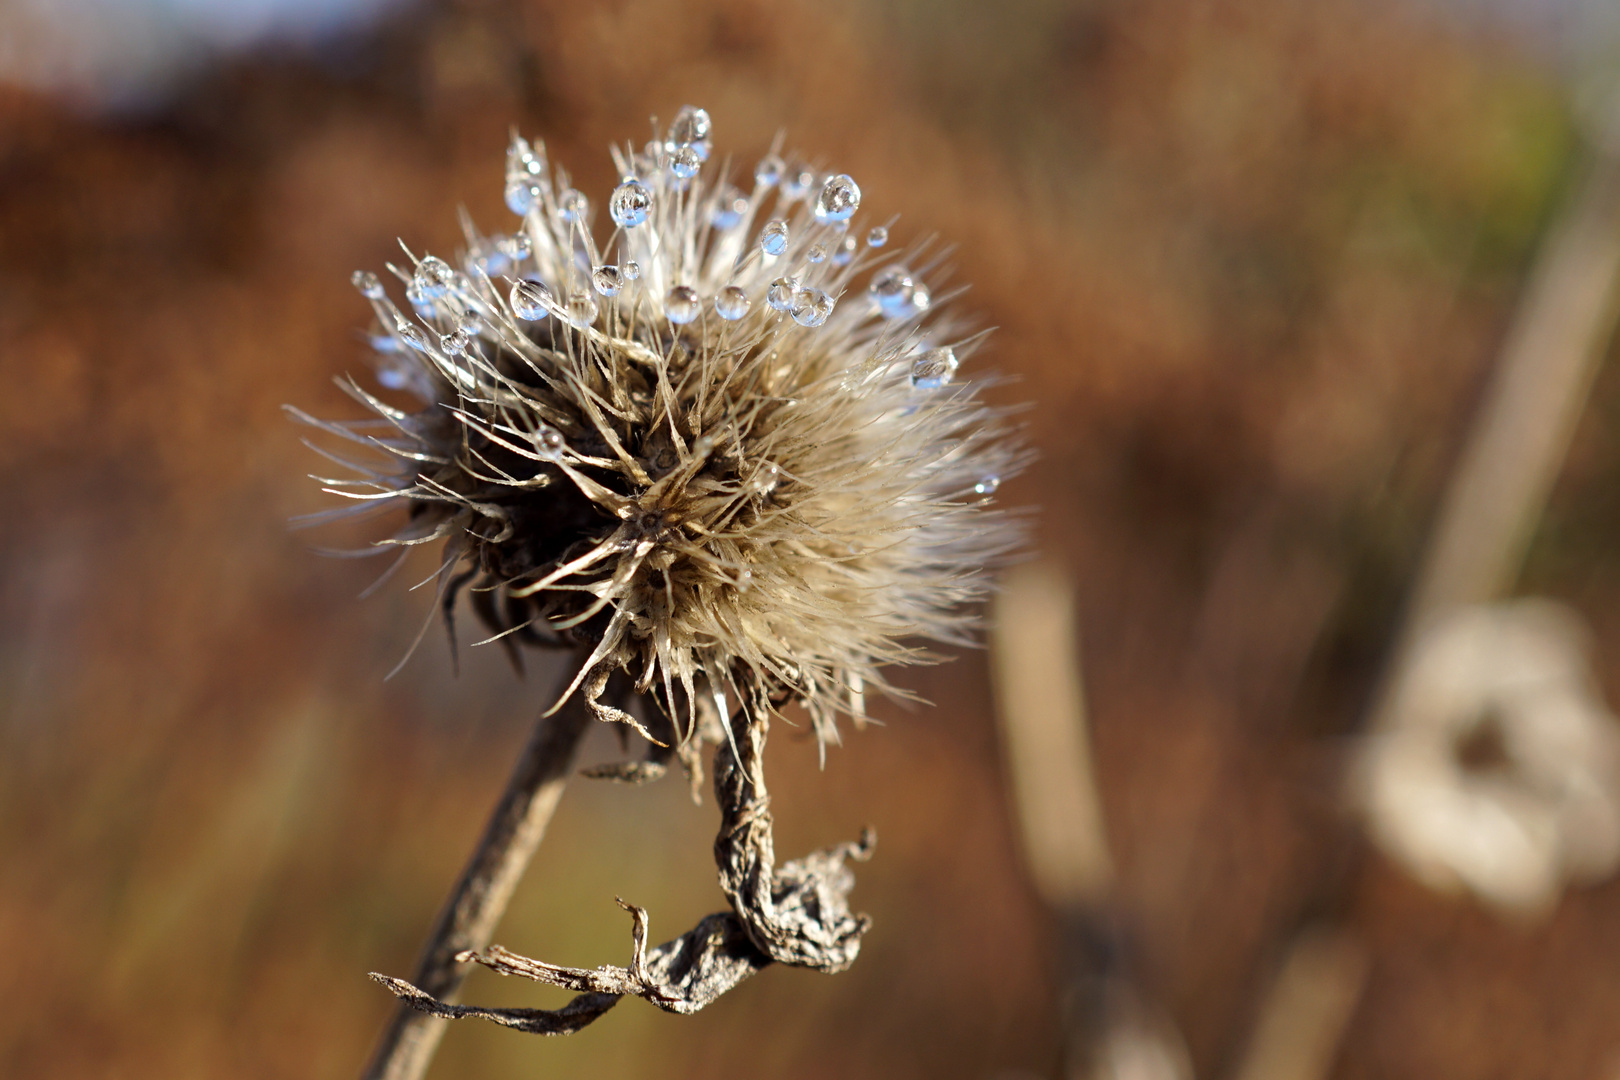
[350,105,988,488]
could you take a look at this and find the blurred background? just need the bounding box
[5,0,1620,1077]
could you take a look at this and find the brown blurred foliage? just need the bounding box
[3,0,1619,1077]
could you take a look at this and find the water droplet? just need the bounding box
[396,322,430,352]
[505,181,541,216]
[910,283,931,313]
[754,153,784,188]
[807,244,827,264]
[832,236,858,266]
[406,281,436,317]
[557,189,589,224]
[869,265,916,318]
[566,290,599,329]
[910,346,958,389]
[466,238,509,277]
[414,256,455,299]
[593,265,624,296]
[500,231,533,262]
[351,270,384,299]
[533,423,567,460]
[665,285,701,324]
[748,463,781,495]
[440,328,472,355]
[623,260,641,280]
[815,174,861,223]
[508,134,545,178]
[669,146,702,180]
[974,475,1001,496]
[376,358,411,390]
[736,567,754,591]
[791,288,836,328]
[609,179,652,228]
[767,276,798,312]
[668,105,713,153]
[715,285,751,320]
[710,185,748,228]
[780,162,815,201]
[458,311,483,336]
[759,220,790,256]
[510,279,553,320]
[866,226,889,248]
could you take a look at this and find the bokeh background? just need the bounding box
[4,0,1620,1077]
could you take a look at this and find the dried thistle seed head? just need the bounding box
[296,108,1029,748]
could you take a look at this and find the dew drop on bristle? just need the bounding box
[668,105,713,152]
[501,232,533,262]
[440,328,472,355]
[866,226,889,248]
[832,236,858,266]
[749,463,781,496]
[715,285,751,320]
[910,346,958,389]
[508,134,545,178]
[534,423,567,460]
[457,311,483,335]
[759,220,789,256]
[808,244,827,264]
[780,163,815,201]
[351,270,384,299]
[710,185,747,228]
[869,265,916,318]
[767,277,798,312]
[623,260,641,280]
[754,154,784,188]
[414,256,454,299]
[665,285,701,324]
[466,239,509,277]
[791,288,835,327]
[974,475,1001,496]
[609,179,652,228]
[909,284,931,314]
[557,189,589,223]
[566,290,599,328]
[376,358,411,390]
[406,281,435,317]
[815,175,860,223]
[669,146,702,180]
[510,279,553,320]
[396,322,429,351]
[593,265,624,296]
[506,181,541,215]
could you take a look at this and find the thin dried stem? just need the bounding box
[372,702,875,1035]
[360,657,595,1080]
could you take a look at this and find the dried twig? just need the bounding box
[360,658,595,1080]
[374,703,875,1033]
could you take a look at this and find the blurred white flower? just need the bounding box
[1357,599,1620,914]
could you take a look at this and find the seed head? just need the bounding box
[295,109,1028,749]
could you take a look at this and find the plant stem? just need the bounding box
[360,667,594,1080]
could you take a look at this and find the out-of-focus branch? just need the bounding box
[1385,145,1620,699]
[1230,927,1368,1080]
[993,561,1189,1080]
